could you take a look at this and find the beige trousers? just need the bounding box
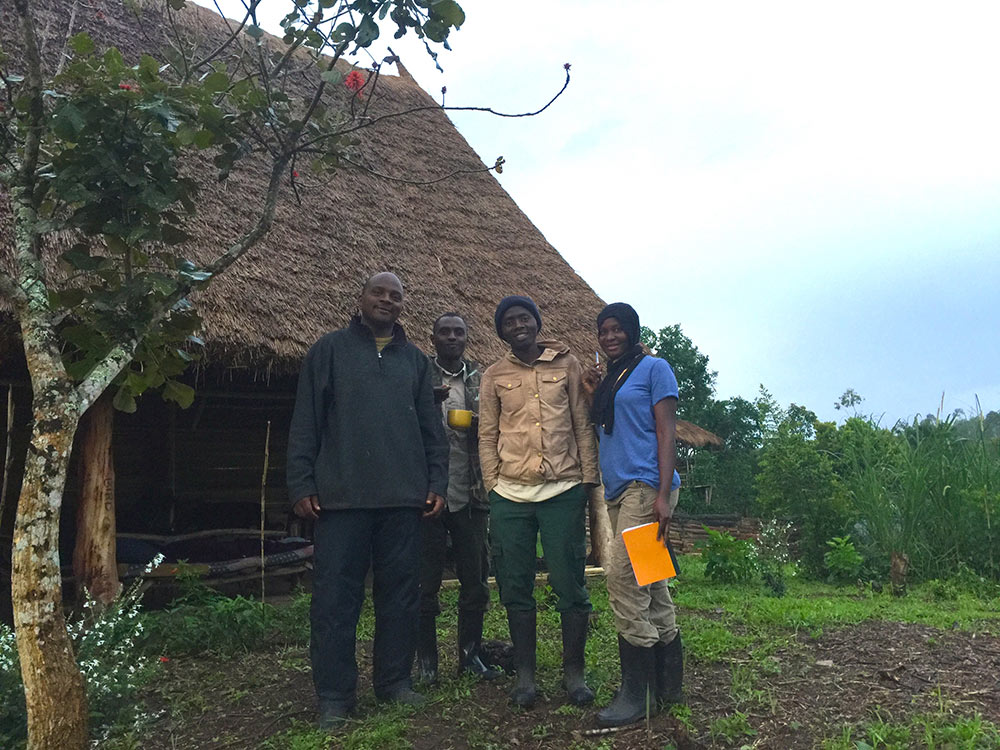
[606,482,679,648]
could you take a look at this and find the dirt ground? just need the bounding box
[135,619,1000,749]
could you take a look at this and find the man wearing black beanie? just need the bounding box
[478,295,600,709]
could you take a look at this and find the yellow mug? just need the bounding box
[447,409,474,430]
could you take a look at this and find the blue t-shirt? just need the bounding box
[598,356,682,500]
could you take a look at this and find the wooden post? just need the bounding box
[587,483,613,568]
[0,384,14,529]
[72,393,120,605]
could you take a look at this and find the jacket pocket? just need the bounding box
[495,378,525,413]
[538,369,568,409]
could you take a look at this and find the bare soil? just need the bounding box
[136,619,1000,749]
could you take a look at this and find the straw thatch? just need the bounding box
[675,419,723,448]
[0,0,605,374]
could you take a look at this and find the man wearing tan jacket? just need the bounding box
[478,295,600,710]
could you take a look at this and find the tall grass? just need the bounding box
[841,415,1000,581]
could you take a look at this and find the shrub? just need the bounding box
[824,536,863,583]
[700,528,757,583]
[1,571,158,747]
[0,622,26,748]
[140,577,311,658]
[756,519,793,596]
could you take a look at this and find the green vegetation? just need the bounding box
[642,322,1000,589]
[4,556,985,749]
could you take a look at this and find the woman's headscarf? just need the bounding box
[590,303,645,435]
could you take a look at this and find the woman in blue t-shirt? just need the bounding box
[585,302,684,728]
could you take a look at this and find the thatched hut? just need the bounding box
[2,0,612,601]
[0,0,721,609]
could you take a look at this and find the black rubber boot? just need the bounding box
[654,631,684,705]
[458,610,502,680]
[415,614,438,686]
[560,610,595,706]
[596,636,657,728]
[507,609,537,708]
[317,699,354,729]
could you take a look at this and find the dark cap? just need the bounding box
[494,295,542,338]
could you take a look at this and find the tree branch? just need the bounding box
[189,0,258,78]
[338,155,503,186]
[298,68,571,152]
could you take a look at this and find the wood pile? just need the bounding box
[669,515,762,554]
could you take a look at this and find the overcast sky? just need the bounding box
[205,0,1000,425]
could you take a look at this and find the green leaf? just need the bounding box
[51,103,86,140]
[192,129,214,148]
[50,288,87,308]
[137,54,161,82]
[103,47,125,74]
[163,380,196,408]
[320,69,345,85]
[355,16,380,47]
[332,22,356,43]
[61,247,104,271]
[431,0,465,28]
[161,225,192,245]
[113,386,138,413]
[167,0,185,9]
[245,25,265,40]
[202,71,229,94]
[69,32,95,56]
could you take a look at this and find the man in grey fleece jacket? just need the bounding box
[287,272,448,727]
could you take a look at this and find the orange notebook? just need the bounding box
[622,522,677,586]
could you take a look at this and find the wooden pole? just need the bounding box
[588,483,613,568]
[0,385,14,531]
[259,420,271,605]
[72,393,120,605]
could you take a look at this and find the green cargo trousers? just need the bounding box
[489,484,592,613]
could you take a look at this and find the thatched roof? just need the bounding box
[1,0,604,374]
[675,420,723,448]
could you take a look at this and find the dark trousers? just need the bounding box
[419,506,490,616]
[311,507,421,703]
[489,485,591,613]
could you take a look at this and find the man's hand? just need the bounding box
[653,491,672,546]
[423,492,445,518]
[581,364,602,397]
[293,495,321,520]
[433,384,450,404]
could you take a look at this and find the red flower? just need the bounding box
[118,83,133,91]
[292,170,299,178]
[159,656,170,663]
[344,70,366,93]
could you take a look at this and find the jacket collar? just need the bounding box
[504,338,569,367]
[349,315,407,345]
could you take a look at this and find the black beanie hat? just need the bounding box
[597,302,641,348]
[494,295,542,338]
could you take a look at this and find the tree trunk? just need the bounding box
[12,378,89,750]
[73,393,120,605]
[588,484,614,567]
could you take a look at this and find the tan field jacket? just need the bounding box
[478,339,600,492]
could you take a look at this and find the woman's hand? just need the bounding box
[581,364,602,396]
[653,491,672,546]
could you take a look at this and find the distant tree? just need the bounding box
[755,422,849,574]
[835,388,864,415]
[640,323,716,423]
